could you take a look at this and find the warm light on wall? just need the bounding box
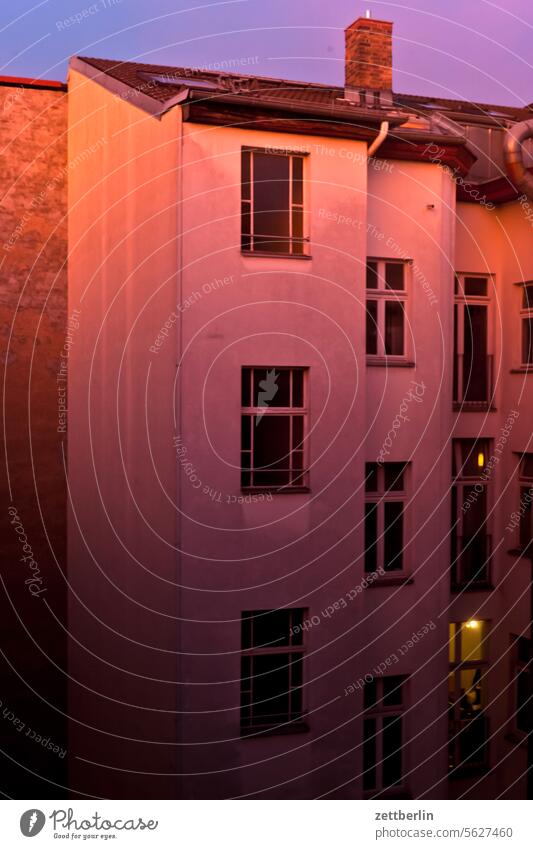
[465,620,480,629]
[477,452,485,468]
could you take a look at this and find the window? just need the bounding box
[241,609,306,734]
[451,439,492,588]
[520,281,533,367]
[453,274,493,408]
[363,676,406,793]
[518,454,533,552]
[366,259,407,358]
[241,148,307,255]
[449,620,489,772]
[364,462,407,573]
[509,635,531,736]
[241,367,308,491]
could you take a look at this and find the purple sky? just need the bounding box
[2,0,533,106]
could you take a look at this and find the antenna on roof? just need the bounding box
[365,8,372,17]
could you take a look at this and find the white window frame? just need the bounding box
[365,258,409,362]
[453,272,494,407]
[364,462,408,575]
[363,675,407,795]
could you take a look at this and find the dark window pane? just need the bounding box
[384,463,405,492]
[522,284,533,310]
[457,440,489,478]
[363,718,377,790]
[365,462,379,493]
[292,156,303,204]
[385,301,404,355]
[241,416,251,450]
[383,676,404,707]
[520,486,533,549]
[241,470,251,487]
[253,368,289,407]
[291,610,304,646]
[292,415,304,449]
[242,368,251,406]
[364,502,378,573]
[463,303,488,402]
[252,610,291,648]
[292,208,303,246]
[241,613,252,649]
[453,302,459,402]
[253,415,291,486]
[464,276,487,297]
[385,263,404,291]
[241,150,251,200]
[522,455,533,479]
[366,300,378,355]
[241,202,251,250]
[382,715,402,786]
[454,275,459,295]
[522,317,533,365]
[366,261,378,290]
[292,369,304,407]
[364,679,377,709]
[384,501,403,571]
[251,653,291,723]
[252,152,290,253]
[518,636,530,664]
[290,655,303,715]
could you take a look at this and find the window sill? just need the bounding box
[241,250,312,261]
[365,572,413,587]
[453,403,496,412]
[507,546,533,559]
[510,368,533,374]
[366,358,415,368]
[241,721,309,738]
[241,486,310,495]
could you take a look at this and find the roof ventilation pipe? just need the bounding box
[504,119,533,201]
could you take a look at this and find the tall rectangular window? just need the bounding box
[241,367,308,491]
[241,148,306,255]
[509,635,531,736]
[518,453,533,552]
[364,462,406,573]
[520,282,533,367]
[451,439,491,588]
[363,676,406,792]
[453,274,493,408]
[449,621,489,771]
[365,259,407,359]
[241,609,306,734]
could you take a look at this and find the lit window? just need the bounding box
[449,621,489,772]
[453,273,493,408]
[451,440,492,588]
[363,676,406,792]
[241,609,306,734]
[364,462,407,573]
[241,148,307,255]
[241,367,308,491]
[365,259,407,358]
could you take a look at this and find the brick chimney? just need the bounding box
[345,15,393,106]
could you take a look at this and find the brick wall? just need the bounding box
[345,18,393,91]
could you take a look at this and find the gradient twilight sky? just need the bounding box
[1,0,533,106]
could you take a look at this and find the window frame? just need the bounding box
[240,608,307,736]
[508,634,531,738]
[241,146,309,257]
[453,272,494,409]
[451,439,492,589]
[241,366,309,493]
[518,280,533,368]
[365,258,410,363]
[448,620,490,773]
[364,462,408,576]
[362,675,408,795]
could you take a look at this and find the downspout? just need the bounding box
[368,120,389,156]
[504,118,533,201]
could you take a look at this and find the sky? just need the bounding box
[1,0,533,106]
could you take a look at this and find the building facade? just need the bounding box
[66,16,533,799]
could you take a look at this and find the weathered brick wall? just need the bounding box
[0,81,68,797]
[345,18,393,91]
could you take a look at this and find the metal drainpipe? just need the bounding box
[368,120,389,157]
[504,118,533,200]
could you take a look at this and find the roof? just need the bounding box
[0,75,66,92]
[74,56,530,127]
